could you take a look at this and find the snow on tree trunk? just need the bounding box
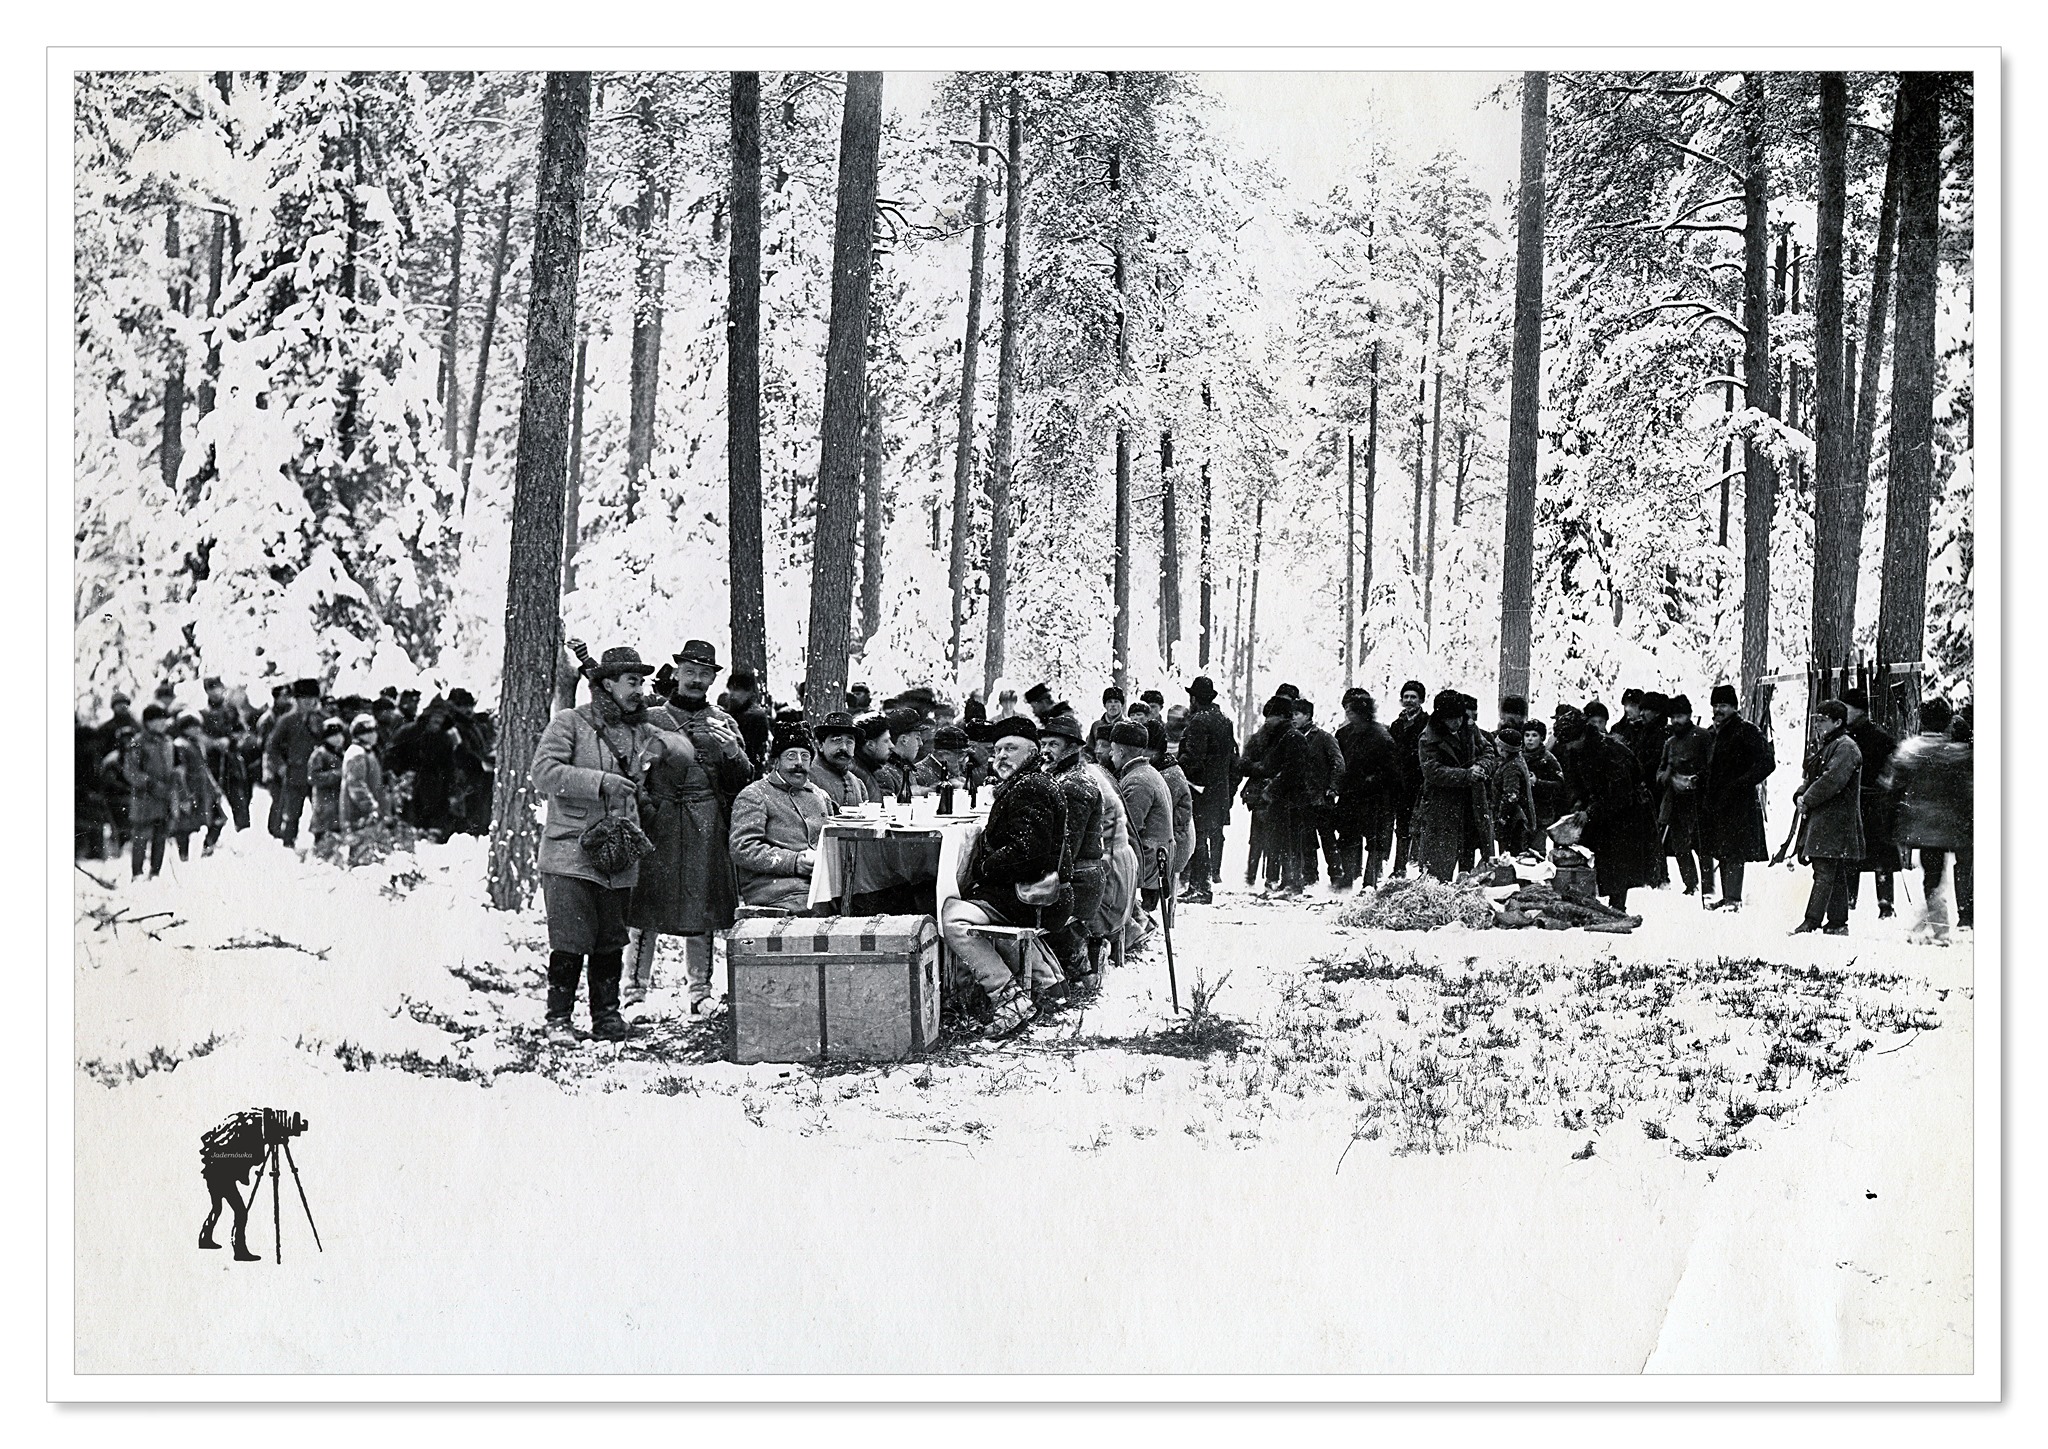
[1160,427,1179,665]
[1424,273,1445,634]
[860,376,885,646]
[1362,342,1380,668]
[1852,82,1904,564]
[461,181,513,511]
[1810,73,1854,665]
[984,81,1024,700]
[488,71,589,914]
[1739,72,1780,711]
[625,81,668,534]
[1111,140,1132,694]
[727,71,768,681]
[1344,431,1356,689]
[1877,70,1943,671]
[159,205,185,492]
[554,334,588,711]
[948,99,992,674]
[1499,72,1546,704]
[441,178,464,470]
[801,71,883,721]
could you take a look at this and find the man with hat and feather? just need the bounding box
[532,646,691,1043]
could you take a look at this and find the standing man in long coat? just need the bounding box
[1562,702,1659,912]
[1656,694,1716,900]
[1333,689,1399,889]
[1838,686,1899,920]
[1699,683,1776,912]
[1175,675,1237,903]
[625,639,753,1016]
[1415,691,1490,882]
[1388,680,1429,878]
[1792,699,1865,936]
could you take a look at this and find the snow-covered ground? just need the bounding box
[69,825,1973,1375]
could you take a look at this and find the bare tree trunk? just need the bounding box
[1851,81,1905,553]
[860,378,885,645]
[1344,431,1356,689]
[488,71,589,913]
[461,181,514,509]
[984,81,1025,698]
[441,178,465,468]
[1810,72,1854,665]
[1877,70,1943,669]
[555,333,590,710]
[1452,348,1473,524]
[1739,72,1781,711]
[625,82,669,531]
[159,205,186,490]
[1230,559,1246,737]
[948,99,993,673]
[727,72,767,680]
[801,71,884,720]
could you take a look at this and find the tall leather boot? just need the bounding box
[588,950,628,1041]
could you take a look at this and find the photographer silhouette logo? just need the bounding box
[198,1108,322,1265]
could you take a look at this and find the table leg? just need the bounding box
[839,836,857,916]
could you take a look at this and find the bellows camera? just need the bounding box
[261,1108,310,1145]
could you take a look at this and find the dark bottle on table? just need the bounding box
[897,774,913,807]
[938,781,957,815]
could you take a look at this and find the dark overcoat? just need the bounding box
[1699,715,1775,863]
[1570,732,1660,895]
[1415,717,1489,882]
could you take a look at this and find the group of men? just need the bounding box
[77,674,497,878]
[1222,677,1974,942]
[531,648,1242,1044]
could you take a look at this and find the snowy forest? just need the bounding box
[74,67,1975,777]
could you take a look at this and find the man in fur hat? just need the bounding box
[532,647,689,1042]
[1699,683,1775,911]
[942,715,1067,1037]
[1024,681,1056,723]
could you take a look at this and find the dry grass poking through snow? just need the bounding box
[1285,945,1944,1160]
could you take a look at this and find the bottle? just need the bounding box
[897,772,913,807]
[938,781,956,816]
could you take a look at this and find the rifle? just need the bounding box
[1770,804,1804,866]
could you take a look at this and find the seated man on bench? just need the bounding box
[940,715,1069,1037]
[728,722,833,914]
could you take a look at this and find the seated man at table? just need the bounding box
[941,716,1069,1037]
[729,723,833,914]
[807,712,868,808]
[1039,710,1107,986]
[928,725,986,800]
[851,715,898,801]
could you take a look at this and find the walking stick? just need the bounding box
[1158,846,1180,1014]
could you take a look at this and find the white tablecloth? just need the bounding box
[806,817,982,915]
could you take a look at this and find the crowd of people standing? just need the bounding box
[76,674,497,877]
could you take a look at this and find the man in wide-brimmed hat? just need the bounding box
[618,638,753,1015]
[263,677,326,848]
[532,647,689,1043]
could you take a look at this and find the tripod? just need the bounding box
[243,1138,323,1265]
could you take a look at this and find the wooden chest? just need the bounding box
[728,914,940,1064]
